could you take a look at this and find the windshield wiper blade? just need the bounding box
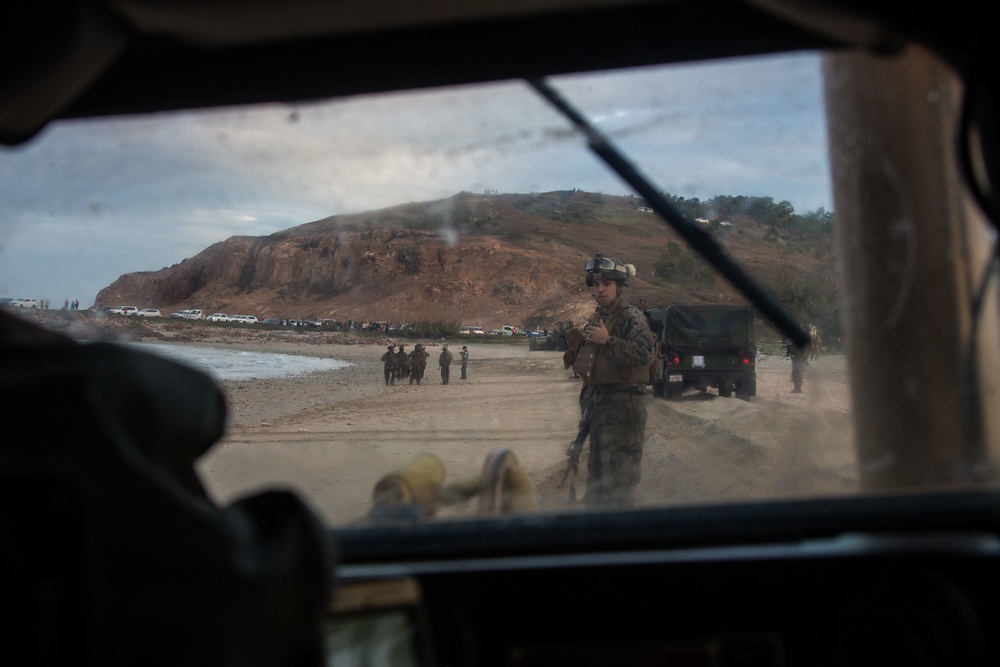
[527,77,811,348]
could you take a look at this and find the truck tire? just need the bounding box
[665,381,683,400]
[652,380,665,398]
[719,383,733,398]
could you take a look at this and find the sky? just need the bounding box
[0,51,832,306]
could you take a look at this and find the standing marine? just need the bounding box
[395,344,410,382]
[408,344,429,384]
[380,345,397,386]
[787,336,809,393]
[439,345,453,385]
[563,253,656,506]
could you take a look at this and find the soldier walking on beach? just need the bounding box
[381,345,397,386]
[562,253,656,507]
[409,344,429,384]
[439,345,453,384]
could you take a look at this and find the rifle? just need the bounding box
[558,402,593,503]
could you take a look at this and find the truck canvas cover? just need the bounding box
[661,305,754,352]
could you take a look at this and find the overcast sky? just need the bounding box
[0,51,831,306]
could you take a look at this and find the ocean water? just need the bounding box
[133,342,352,381]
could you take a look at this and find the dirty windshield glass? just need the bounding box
[0,52,855,527]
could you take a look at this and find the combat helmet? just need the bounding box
[387,345,395,350]
[585,252,637,287]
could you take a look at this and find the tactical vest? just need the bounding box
[572,307,651,385]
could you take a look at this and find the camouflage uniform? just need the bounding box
[408,345,429,384]
[568,296,656,506]
[439,346,453,384]
[395,345,410,382]
[787,338,808,392]
[380,345,397,385]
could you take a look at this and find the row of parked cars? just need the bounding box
[170,309,258,323]
[459,325,530,336]
[205,313,259,324]
[102,307,255,322]
[107,306,161,317]
[106,306,332,326]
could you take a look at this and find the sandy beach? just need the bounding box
[183,332,856,528]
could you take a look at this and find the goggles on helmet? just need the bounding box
[585,256,617,273]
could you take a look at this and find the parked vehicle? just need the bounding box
[207,313,229,322]
[133,309,161,318]
[651,304,756,400]
[8,298,41,309]
[231,315,258,324]
[502,325,525,336]
[170,309,204,320]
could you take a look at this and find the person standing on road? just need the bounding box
[439,345,453,384]
[460,346,469,380]
[563,253,656,507]
[381,345,397,386]
[787,337,809,393]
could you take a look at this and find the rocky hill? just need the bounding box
[96,190,835,331]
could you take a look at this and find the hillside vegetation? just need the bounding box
[96,190,840,340]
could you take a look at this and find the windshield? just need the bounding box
[1,50,987,528]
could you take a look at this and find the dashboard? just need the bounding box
[329,492,1000,666]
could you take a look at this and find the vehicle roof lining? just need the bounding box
[2,0,846,145]
[4,0,991,145]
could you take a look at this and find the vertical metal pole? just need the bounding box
[825,45,1000,490]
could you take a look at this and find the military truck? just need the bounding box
[651,304,756,400]
[528,320,575,351]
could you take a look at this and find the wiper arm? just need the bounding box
[527,77,811,348]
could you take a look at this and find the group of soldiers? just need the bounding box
[380,343,463,385]
[381,343,430,385]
